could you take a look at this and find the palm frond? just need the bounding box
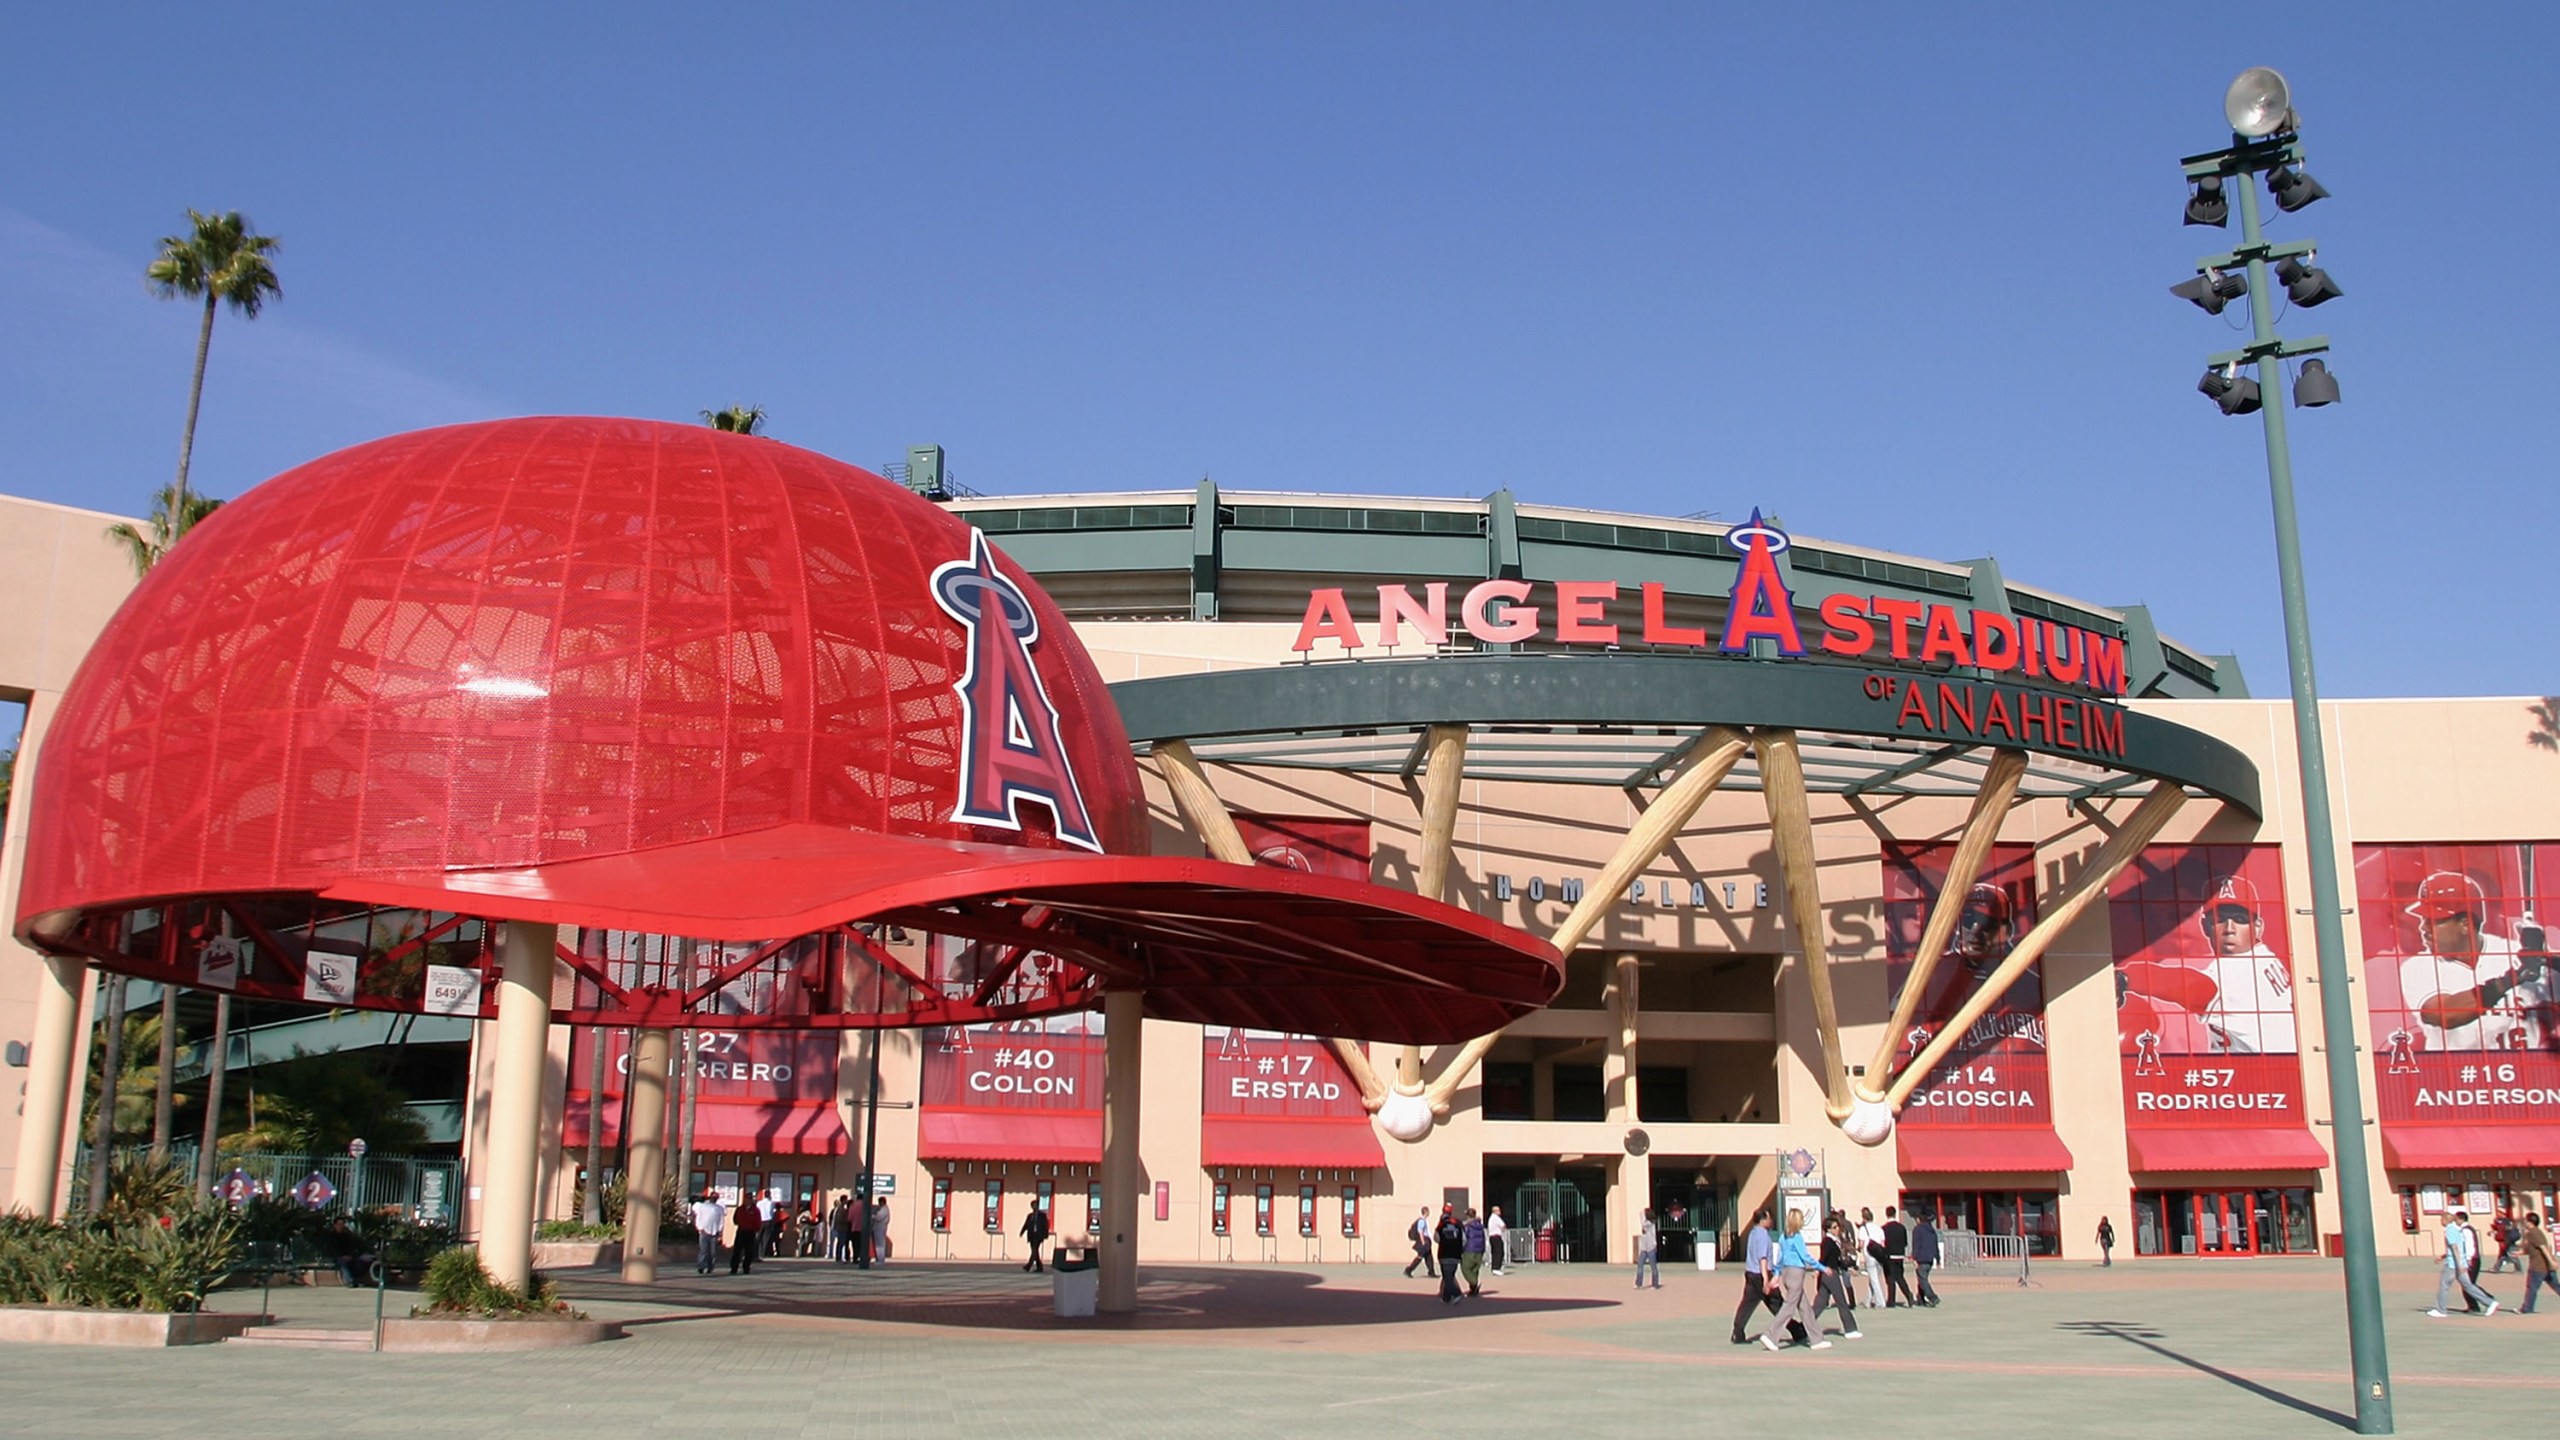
[146,209,281,315]
[2531,697,2560,752]
[103,487,225,576]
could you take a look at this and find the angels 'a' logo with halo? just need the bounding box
[931,530,1101,852]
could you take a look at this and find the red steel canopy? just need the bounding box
[17,418,1560,1044]
[2126,1127,2329,1173]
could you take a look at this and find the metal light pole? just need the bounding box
[2177,68,2390,1434]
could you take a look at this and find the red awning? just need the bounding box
[2127,1127,2329,1173]
[918,1110,1101,1163]
[675,1104,849,1157]
[1200,1117,1385,1169]
[1897,1127,2075,1174]
[2382,1125,2560,1171]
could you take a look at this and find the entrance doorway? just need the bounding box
[1491,1170,1607,1263]
[2133,1187,2316,1256]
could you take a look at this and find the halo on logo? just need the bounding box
[932,564,1037,637]
[1728,507,1790,556]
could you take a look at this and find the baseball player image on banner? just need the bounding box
[1883,843,2049,1127]
[2107,844,2309,1127]
[2354,842,2560,1127]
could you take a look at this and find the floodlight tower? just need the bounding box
[2173,67,2389,1436]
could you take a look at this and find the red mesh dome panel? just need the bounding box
[22,416,1144,918]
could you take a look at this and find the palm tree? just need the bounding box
[702,405,768,435]
[2532,698,2559,753]
[105,484,225,576]
[146,210,282,525]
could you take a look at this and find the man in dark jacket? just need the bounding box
[1436,1207,1467,1303]
[1910,1213,1942,1306]
[1881,1207,1917,1307]
[1020,1200,1052,1272]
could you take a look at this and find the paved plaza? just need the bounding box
[0,1254,2547,1437]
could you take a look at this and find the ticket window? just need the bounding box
[931,1178,951,1233]
[797,1173,819,1217]
[983,1179,1004,1234]
[1035,1179,1055,1229]
[1341,1185,1360,1239]
[1085,1181,1102,1235]
[1211,1183,1232,1236]
[1298,1184,1318,1238]
[1254,1184,1275,1237]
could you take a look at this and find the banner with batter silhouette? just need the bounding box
[1883,843,2048,1128]
[2107,844,2310,1134]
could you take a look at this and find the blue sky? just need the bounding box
[3,4,2554,700]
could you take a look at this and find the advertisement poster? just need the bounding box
[2108,844,2308,1126]
[1883,843,2048,1126]
[2354,843,2560,1126]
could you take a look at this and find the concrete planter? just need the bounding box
[378,1316,621,1352]
[0,1307,266,1347]
[528,1239,623,1269]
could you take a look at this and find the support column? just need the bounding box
[481,920,557,1292]
[9,954,87,1219]
[1756,728,1852,1122]
[1605,952,1648,1264]
[1099,988,1145,1314]
[619,1027,672,1282]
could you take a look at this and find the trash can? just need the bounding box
[1535,1222,1558,1264]
[1051,1246,1099,1318]
[1696,1233,1717,1271]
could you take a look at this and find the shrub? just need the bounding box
[534,1220,621,1241]
[0,1200,244,1312]
[415,1245,584,1320]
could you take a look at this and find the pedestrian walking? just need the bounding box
[2491,1210,2521,1273]
[1857,1207,1886,1308]
[758,1189,783,1259]
[867,1195,892,1265]
[729,1192,760,1274]
[1461,1209,1488,1297]
[2518,1214,2559,1314]
[2431,1210,2499,1318]
[1405,1206,1437,1278]
[1760,1210,1831,1351]
[1881,1206,1916,1307]
[1809,1213,1862,1339]
[690,1189,725,1275]
[829,1195,855,1264]
[2097,1216,2116,1267]
[1486,1206,1509,1275]
[1020,1199,1052,1272]
[1729,1206,1808,1347]
[1435,1206,1466,1304]
[1635,1209,1662,1289]
[1911,1212,1943,1306]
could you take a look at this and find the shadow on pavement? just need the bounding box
[555,1259,1616,1332]
[2057,1319,2355,1431]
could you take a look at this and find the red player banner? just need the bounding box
[2107,844,2311,1129]
[563,1026,841,1148]
[2354,842,2560,1128]
[919,1013,1108,1115]
[1201,1029,1370,1119]
[1883,843,2049,1127]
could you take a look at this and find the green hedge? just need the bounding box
[0,1203,244,1313]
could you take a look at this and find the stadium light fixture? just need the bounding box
[2171,270,2249,315]
[2294,358,2341,407]
[2276,255,2344,307]
[2225,67,2295,137]
[2198,364,2262,415]
[2268,165,2331,212]
[2184,174,2229,227]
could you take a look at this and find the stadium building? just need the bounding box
[3,432,2553,1271]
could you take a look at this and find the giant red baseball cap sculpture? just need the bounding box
[19,417,1560,1041]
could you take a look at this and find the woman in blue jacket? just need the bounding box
[1760,1209,1833,1351]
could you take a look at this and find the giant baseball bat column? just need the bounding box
[1845,749,2029,1142]
[1755,728,1853,1122]
[1423,726,1753,1118]
[481,920,559,1292]
[1152,737,1389,1110]
[1378,725,1471,1139]
[1882,784,2188,1109]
